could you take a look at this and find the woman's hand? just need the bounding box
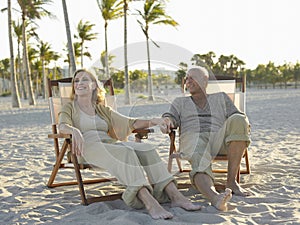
[71,128,84,156]
[133,117,174,133]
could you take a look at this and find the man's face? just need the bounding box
[185,70,207,94]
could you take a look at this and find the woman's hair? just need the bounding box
[70,69,106,105]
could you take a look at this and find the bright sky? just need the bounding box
[1,0,300,70]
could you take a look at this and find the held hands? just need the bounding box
[71,128,84,156]
[150,117,174,134]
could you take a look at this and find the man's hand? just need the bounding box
[160,117,174,134]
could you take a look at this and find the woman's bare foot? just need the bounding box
[138,187,173,220]
[147,203,173,220]
[212,188,232,211]
[226,181,252,196]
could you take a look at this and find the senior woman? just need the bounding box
[58,69,200,219]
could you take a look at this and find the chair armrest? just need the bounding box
[48,133,71,139]
[132,128,154,140]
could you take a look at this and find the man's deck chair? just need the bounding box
[168,75,250,187]
[47,77,152,205]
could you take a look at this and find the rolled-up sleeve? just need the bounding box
[58,102,73,126]
[162,98,182,128]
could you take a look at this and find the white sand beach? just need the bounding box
[0,89,300,225]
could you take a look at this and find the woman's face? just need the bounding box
[73,72,96,97]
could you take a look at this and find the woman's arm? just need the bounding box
[58,123,75,134]
[132,118,172,133]
[58,123,84,157]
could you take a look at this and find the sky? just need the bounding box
[1,0,300,71]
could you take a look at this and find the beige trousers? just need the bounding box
[82,141,174,209]
[181,114,251,183]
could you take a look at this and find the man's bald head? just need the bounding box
[186,67,209,92]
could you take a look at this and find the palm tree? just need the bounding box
[0,59,10,93]
[218,55,230,75]
[27,44,39,92]
[17,0,53,105]
[12,20,26,99]
[191,52,216,77]
[63,42,82,74]
[7,0,21,108]
[123,0,130,104]
[61,0,76,74]
[175,62,188,85]
[38,40,59,98]
[74,19,98,68]
[97,0,123,78]
[136,0,178,100]
[293,62,300,89]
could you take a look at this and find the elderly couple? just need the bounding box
[58,67,251,220]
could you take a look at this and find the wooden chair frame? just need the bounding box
[168,75,250,185]
[47,77,152,205]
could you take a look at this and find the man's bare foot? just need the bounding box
[147,203,173,220]
[171,195,202,211]
[212,188,232,211]
[226,181,252,196]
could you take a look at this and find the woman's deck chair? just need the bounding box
[168,75,250,186]
[47,77,152,205]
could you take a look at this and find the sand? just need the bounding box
[0,88,299,225]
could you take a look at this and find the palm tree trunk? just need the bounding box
[8,0,21,108]
[36,71,39,97]
[123,0,131,105]
[42,59,48,99]
[146,36,154,101]
[22,15,36,105]
[104,22,110,78]
[80,43,83,68]
[17,41,26,99]
[62,0,76,74]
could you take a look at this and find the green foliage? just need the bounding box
[129,69,147,81]
[175,62,188,85]
[112,88,124,94]
[0,91,11,97]
[111,70,125,88]
[137,94,147,99]
[185,51,300,88]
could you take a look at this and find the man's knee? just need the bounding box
[227,114,249,127]
[225,114,251,146]
[226,114,250,135]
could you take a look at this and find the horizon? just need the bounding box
[1,0,300,71]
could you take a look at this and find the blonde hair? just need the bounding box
[70,69,106,105]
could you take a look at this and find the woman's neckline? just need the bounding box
[76,101,96,116]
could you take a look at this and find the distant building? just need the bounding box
[141,67,177,78]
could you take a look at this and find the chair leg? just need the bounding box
[168,130,183,172]
[71,152,88,205]
[167,155,173,173]
[47,140,69,187]
[244,149,250,174]
[236,168,240,183]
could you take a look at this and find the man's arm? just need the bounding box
[161,98,183,133]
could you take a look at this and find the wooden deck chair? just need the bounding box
[168,75,250,186]
[47,77,152,205]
